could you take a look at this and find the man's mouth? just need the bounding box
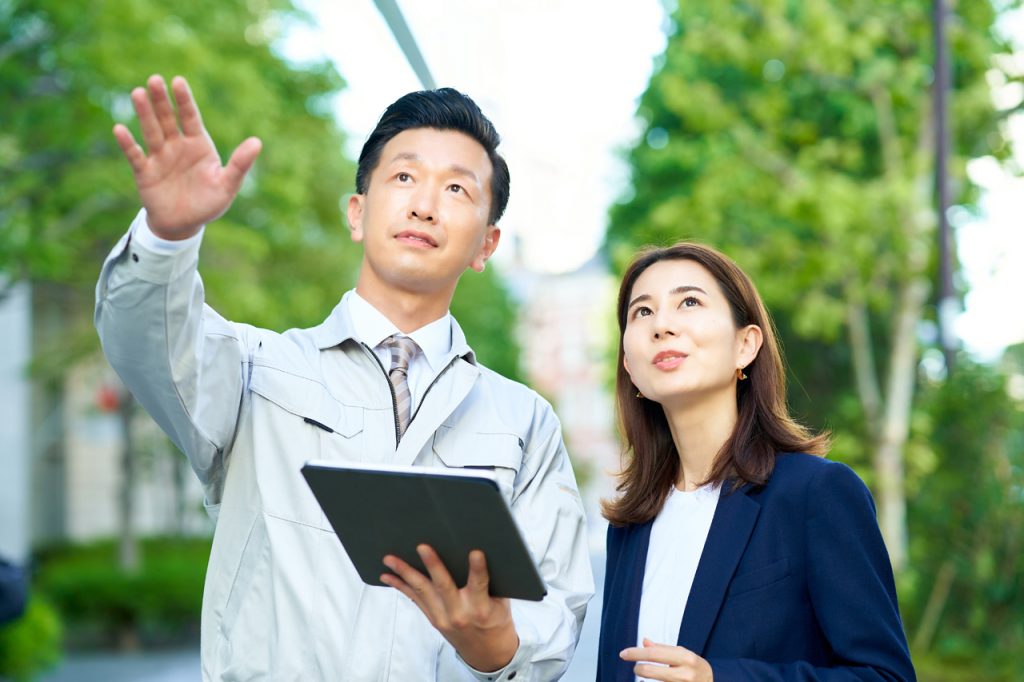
[395,230,438,248]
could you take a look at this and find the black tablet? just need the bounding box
[301,460,547,602]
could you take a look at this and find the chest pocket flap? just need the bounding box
[249,366,363,438]
[432,426,524,474]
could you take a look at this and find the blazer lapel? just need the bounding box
[676,482,761,653]
[603,520,653,682]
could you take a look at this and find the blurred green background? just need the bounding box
[2,0,1023,680]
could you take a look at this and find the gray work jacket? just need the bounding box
[95,213,594,681]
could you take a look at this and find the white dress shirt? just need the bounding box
[345,290,451,416]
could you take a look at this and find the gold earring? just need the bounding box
[635,390,644,399]
[737,367,748,381]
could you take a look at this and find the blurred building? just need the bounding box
[3,283,209,555]
[513,256,622,514]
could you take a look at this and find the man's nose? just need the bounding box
[407,185,437,223]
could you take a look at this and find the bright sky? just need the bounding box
[285,0,1024,359]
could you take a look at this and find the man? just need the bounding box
[96,74,593,681]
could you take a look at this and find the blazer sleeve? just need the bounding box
[708,461,917,682]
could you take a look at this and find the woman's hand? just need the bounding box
[620,638,713,681]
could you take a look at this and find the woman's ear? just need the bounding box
[737,324,763,369]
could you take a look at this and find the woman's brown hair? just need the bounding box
[602,242,830,527]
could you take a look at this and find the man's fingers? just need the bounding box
[131,86,164,153]
[382,555,446,617]
[171,76,205,137]
[147,75,181,142]
[417,545,457,592]
[466,549,491,596]
[112,124,146,174]
[223,137,262,194]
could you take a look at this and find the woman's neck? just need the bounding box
[663,390,738,491]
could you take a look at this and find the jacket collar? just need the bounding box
[312,290,477,366]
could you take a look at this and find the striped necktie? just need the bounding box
[381,334,420,440]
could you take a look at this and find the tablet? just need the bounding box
[301,460,547,601]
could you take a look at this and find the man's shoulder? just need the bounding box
[472,361,548,410]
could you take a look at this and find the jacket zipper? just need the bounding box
[360,342,401,448]
[361,343,463,448]
[409,357,460,424]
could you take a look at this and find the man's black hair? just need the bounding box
[356,88,510,225]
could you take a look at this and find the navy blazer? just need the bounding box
[597,453,916,681]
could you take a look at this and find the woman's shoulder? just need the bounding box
[765,452,870,499]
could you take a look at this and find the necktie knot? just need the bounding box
[382,334,420,376]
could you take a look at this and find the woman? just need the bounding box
[597,243,915,681]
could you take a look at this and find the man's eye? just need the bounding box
[448,184,464,194]
[397,172,411,182]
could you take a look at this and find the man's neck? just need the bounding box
[354,282,453,334]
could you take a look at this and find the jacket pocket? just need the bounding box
[432,427,524,504]
[249,366,365,526]
[727,557,792,598]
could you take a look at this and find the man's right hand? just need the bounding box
[113,74,262,240]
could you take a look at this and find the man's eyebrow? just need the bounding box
[387,153,480,185]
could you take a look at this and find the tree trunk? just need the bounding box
[117,386,139,573]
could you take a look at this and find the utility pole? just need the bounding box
[934,0,957,374]
[372,0,436,90]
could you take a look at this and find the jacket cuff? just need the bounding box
[460,619,538,682]
[114,208,205,284]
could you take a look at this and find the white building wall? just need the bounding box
[0,282,32,562]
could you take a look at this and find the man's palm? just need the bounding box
[113,75,261,239]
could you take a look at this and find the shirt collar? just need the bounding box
[344,290,453,374]
[312,291,476,366]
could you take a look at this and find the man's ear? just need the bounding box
[347,194,365,243]
[469,225,501,273]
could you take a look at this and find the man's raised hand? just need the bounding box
[112,75,262,240]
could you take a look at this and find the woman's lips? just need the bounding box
[652,350,686,370]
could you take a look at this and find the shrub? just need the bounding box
[34,536,211,648]
[0,597,62,681]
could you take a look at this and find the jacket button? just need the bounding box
[508,673,517,679]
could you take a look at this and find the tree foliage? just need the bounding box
[1,0,522,370]
[605,0,1024,669]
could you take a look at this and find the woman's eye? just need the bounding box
[632,306,652,319]
[681,296,700,308]
[448,184,464,194]
[397,172,411,182]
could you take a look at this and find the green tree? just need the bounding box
[906,360,1024,678]
[2,0,523,574]
[605,0,1019,573]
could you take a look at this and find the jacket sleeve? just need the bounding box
[94,210,250,513]
[708,462,917,682]
[461,398,595,682]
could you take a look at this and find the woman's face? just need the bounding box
[622,259,760,408]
